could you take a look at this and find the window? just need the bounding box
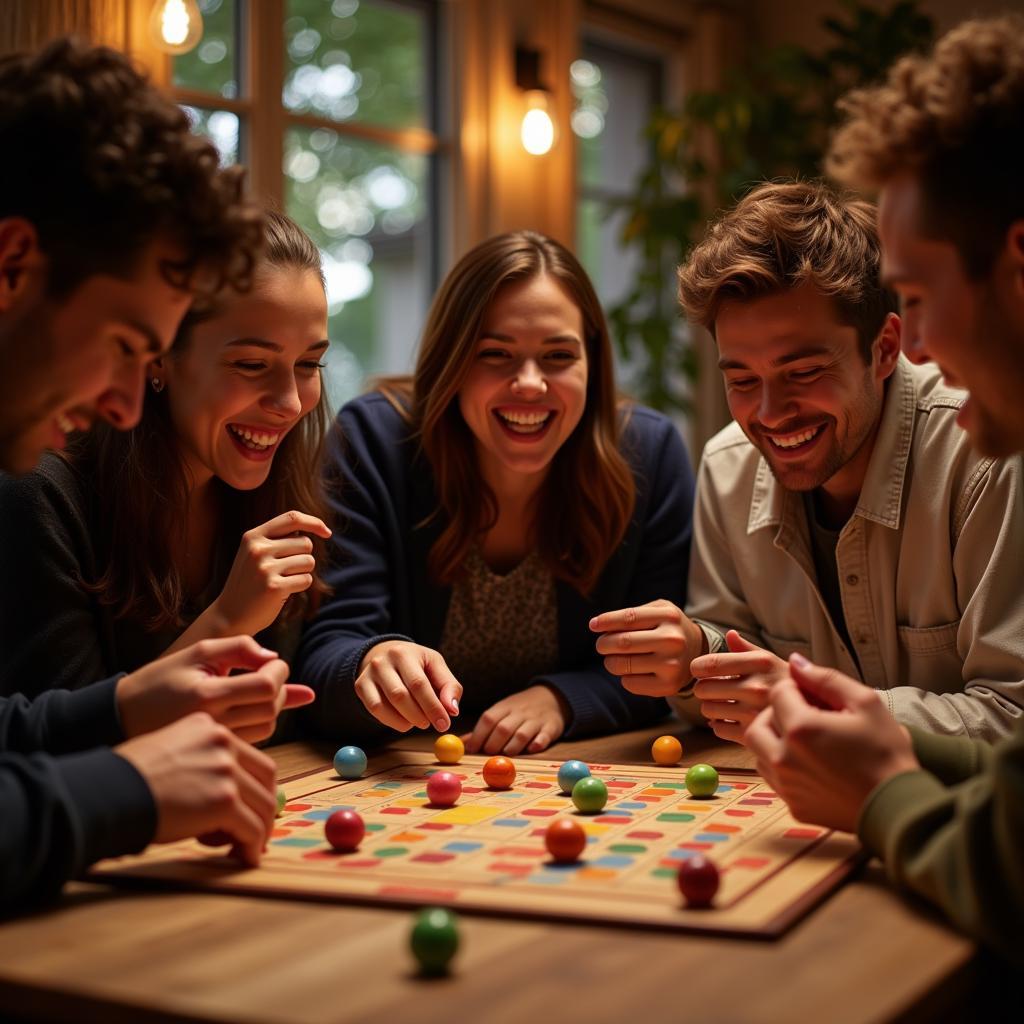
[172,0,442,408]
[572,36,665,396]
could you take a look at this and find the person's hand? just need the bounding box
[208,510,332,636]
[115,712,278,867]
[744,653,920,833]
[116,636,315,743]
[590,600,706,696]
[690,630,791,743]
[354,640,462,733]
[462,685,569,755]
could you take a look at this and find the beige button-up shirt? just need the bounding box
[671,357,1024,741]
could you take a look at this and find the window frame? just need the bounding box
[169,0,444,284]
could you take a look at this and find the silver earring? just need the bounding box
[150,377,165,394]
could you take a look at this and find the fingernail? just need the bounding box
[450,699,459,714]
[435,717,449,731]
[790,652,809,668]
[259,647,277,657]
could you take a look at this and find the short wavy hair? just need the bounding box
[827,15,1024,279]
[677,180,896,362]
[0,36,262,297]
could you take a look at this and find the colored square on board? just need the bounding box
[784,828,822,840]
[732,857,771,869]
[593,855,634,868]
[273,837,322,848]
[577,867,617,881]
[432,806,501,824]
[442,841,484,852]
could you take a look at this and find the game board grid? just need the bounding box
[267,761,833,910]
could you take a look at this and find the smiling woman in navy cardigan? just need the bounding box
[297,231,694,756]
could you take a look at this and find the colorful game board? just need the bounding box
[90,752,863,937]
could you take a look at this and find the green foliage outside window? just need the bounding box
[607,1,935,413]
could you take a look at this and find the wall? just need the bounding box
[748,0,1024,52]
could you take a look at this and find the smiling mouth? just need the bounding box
[227,423,283,452]
[55,409,93,436]
[493,409,554,435]
[764,423,826,451]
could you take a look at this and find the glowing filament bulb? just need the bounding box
[521,91,554,156]
[150,0,204,55]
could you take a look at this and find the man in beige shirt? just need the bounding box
[591,180,1024,743]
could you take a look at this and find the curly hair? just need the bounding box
[677,180,896,362]
[0,36,263,297]
[827,15,1024,279]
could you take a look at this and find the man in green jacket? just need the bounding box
[744,15,1024,963]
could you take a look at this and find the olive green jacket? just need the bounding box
[858,723,1024,963]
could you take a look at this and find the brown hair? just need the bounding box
[826,15,1024,280]
[677,180,896,361]
[74,211,331,629]
[378,230,635,596]
[0,36,262,298]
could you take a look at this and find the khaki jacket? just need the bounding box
[672,357,1024,741]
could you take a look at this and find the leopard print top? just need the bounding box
[440,546,559,692]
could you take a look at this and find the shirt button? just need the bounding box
[855,634,868,644]
[846,574,859,586]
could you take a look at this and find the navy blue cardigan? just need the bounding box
[296,393,695,745]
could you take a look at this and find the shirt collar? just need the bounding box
[747,355,916,535]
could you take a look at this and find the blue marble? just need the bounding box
[333,745,367,780]
[557,759,591,795]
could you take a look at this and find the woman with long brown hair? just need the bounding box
[0,211,333,698]
[297,230,695,753]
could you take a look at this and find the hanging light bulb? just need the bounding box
[149,0,204,55]
[515,47,556,157]
[521,91,555,156]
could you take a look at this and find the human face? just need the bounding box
[458,273,589,496]
[0,227,191,474]
[879,173,1024,456]
[159,265,328,491]
[716,280,898,503]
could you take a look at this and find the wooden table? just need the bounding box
[0,724,976,1024]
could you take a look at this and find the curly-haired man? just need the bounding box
[0,37,311,910]
[744,16,1024,963]
[0,35,262,473]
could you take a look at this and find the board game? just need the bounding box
[90,752,863,938]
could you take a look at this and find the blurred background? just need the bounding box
[2,0,1020,456]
